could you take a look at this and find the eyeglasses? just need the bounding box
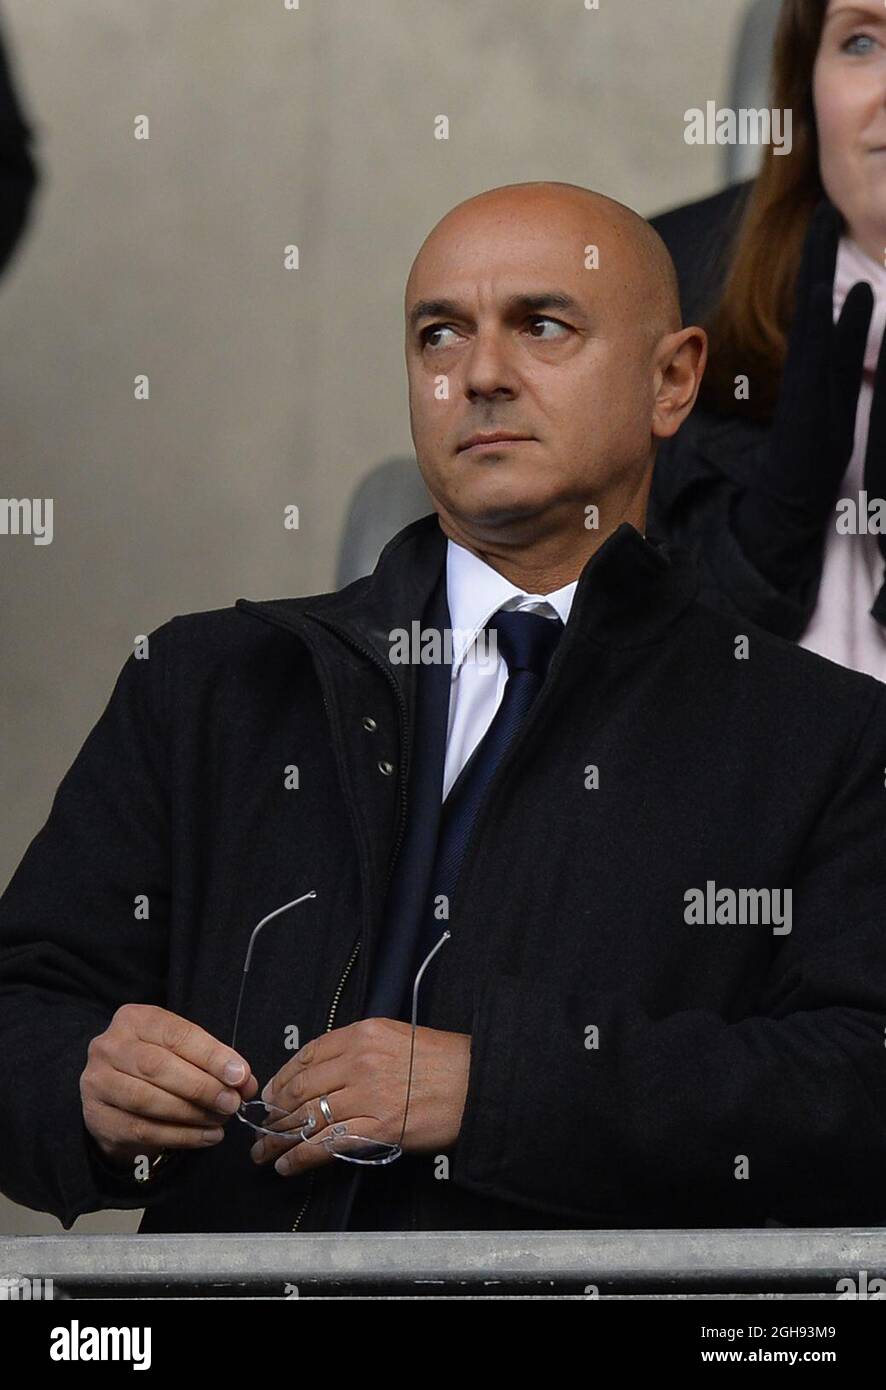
[228,890,450,1165]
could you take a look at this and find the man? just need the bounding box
[1,181,885,1235]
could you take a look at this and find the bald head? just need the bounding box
[406,181,682,343]
[402,179,705,574]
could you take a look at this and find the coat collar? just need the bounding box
[235,511,699,670]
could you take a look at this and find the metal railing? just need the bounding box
[2,1229,886,1298]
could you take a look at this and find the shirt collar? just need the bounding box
[445,537,578,674]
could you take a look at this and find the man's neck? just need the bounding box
[438,502,648,595]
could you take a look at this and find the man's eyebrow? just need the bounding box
[408,291,586,333]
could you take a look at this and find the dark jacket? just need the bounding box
[650,183,824,641]
[3,513,886,1233]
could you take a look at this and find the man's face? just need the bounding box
[404,195,662,532]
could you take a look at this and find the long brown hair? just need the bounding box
[701,0,830,420]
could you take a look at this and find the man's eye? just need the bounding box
[420,316,570,347]
[526,315,570,339]
[420,325,459,349]
[842,32,877,56]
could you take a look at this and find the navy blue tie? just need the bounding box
[409,606,565,987]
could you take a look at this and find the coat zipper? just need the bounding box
[290,936,362,1232]
[326,937,361,1031]
[287,616,411,1234]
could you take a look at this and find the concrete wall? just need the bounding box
[0,0,752,1233]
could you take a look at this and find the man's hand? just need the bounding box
[248,1019,471,1176]
[80,1003,258,1171]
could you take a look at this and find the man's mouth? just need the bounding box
[458,431,536,453]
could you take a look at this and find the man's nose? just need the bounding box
[463,329,519,401]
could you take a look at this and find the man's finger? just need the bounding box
[261,1056,348,1114]
[94,1062,244,1127]
[249,1088,358,1165]
[263,1028,345,1095]
[111,1039,252,1117]
[88,1098,226,1154]
[272,1116,388,1177]
[117,1003,253,1089]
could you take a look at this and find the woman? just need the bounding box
[651,0,886,680]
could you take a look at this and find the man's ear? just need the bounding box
[651,326,708,440]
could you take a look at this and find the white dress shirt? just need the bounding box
[442,538,578,800]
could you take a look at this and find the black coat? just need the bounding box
[3,513,886,1233]
[650,183,825,641]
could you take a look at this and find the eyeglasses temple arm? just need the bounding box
[395,929,451,1151]
[229,890,318,1059]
